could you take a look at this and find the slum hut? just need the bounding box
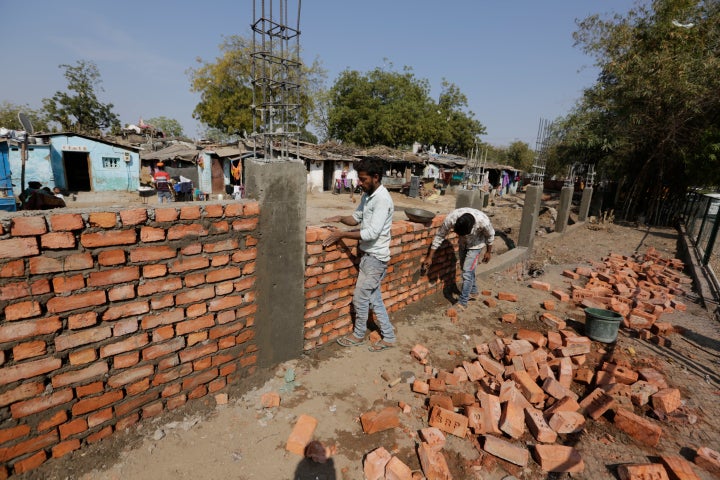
[197,144,247,198]
[0,139,15,211]
[352,145,425,191]
[17,132,141,194]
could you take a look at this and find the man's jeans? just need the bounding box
[157,191,173,203]
[458,247,481,306]
[353,254,396,343]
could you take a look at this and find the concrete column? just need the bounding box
[244,159,306,367]
[471,190,484,211]
[578,187,593,222]
[455,189,477,209]
[555,186,574,233]
[518,184,543,250]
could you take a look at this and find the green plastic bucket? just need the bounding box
[584,307,623,343]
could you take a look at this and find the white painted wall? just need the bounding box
[307,161,324,192]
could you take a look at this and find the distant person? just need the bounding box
[153,162,172,203]
[422,207,495,311]
[322,158,396,351]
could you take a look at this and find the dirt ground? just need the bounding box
[20,190,720,480]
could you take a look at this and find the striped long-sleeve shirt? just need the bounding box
[430,207,495,251]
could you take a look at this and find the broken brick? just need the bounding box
[531,280,551,291]
[651,388,681,414]
[563,269,581,279]
[579,388,616,420]
[542,376,578,401]
[543,300,556,311]
[364,447,392,480]
[476,392,502,435]
[462,360,485,382]
[552,290,570,302]
[515,328,547,348]
[617,463,669,480]
[419,427,446,452]
[499,397,526,439]
[613,408,662,447]
[412,380,429,395]
[261,392,280,408]
[629,381,659,406]
[385,456,413,480]
[540,312,566,330]
[498,292,518,302]
[361,406,401,434]
[411,344,430,363]
[417,442,452,479]
[286,414,318,455]
[574,367,594,385]
[659,455,701,480]
[482,435,529,467]
[638,368,668,389]
[548,411,585,434]
[511,370,544,404]
[694,447,720,477]
[533,444,584,473]
[501,313,517,323]
[543,396,580,417]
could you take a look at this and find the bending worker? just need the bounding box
[422,207,495,311]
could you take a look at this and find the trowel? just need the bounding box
[411,264,427,283]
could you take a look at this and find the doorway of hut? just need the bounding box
[323,160,334,191]
[63,151,91,191]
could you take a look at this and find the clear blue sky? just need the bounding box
[0,0,635,147]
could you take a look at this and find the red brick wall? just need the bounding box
[303,215,459,349]
[0,203,259,476]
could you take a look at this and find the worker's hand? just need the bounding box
[322,231,344,248]
[421,255,432,270]
[322,215,342,223]
[482,251,492,263]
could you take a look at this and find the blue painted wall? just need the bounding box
[8,143,53,196]
[48,135,139,192]
[0,142,16,211]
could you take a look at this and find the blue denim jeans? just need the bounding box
[157,191,173,203]
[353,254,396,343]
[458,247,481,306]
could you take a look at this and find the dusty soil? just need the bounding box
[20,191,720,480]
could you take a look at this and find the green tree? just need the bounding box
[145,116,184,138]
[42,60,120,135]
[0,102,50,132]
[505,141,535,172]
[328,66,485,152]
[188,35,326,137]
[564,0,720,222]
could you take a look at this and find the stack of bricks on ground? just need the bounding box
[0,206,463,478]
[277,248,716,479]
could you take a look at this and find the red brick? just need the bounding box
[498,291,518,301]
[524,407,557,443]
[52,439,80,459]
[552,290,570,302]
[482,435,529,466]
[364,446,392,480]
[88,407,113,428]
[52,361,108,388]
[55,325,112,351]
[562,269,581,279]
[142,264,167,278]
[0,281,32,301]
[516,328,547,348]
[512,370,544,403]
[232,218,258,231]
[0,357,62,386]
[87,266,140,287]
[602,363,639,385]
[41,232,76,249]
[119,208,148,226]
[169,256,210,274]
[64,252,94,271]
[614,408,662,447]
[531,280,551,291]
[81,229,136,247]
[0,382,44,407]
[52,274,86,294]
[69,348,97,365]
[99,333,148,358]
[0,237,39,259]
[88,212,117,228]
[176,285,215,305]
[98,249,126,266]
[108,364,154,389]
[109,285,136,302]
[543,300,556,310]
[11,216,47,236]
[428,405,467,437]
[533,444,585,473]
[651,388,681,414]
[167,223,208,241]
[659,455,701,480]
[286,414,318,455]
[0,259,24,277]
[86,425,113,444]
[102,300,149,321]
[540,312,567,330]
[13,450,46,474]
[47,290,106,314]
[385,456,412,480]
[0,431,58,462]
[243,202,260,216]
[617,464,669,480]
[49,213,84,231]
[38,410,68,431]
[129,245,176,263]
[548,411,586,433]
[143,337,186,360]
[12,340,46,361]
[154,207,178,222]
[72,390,124,416]
[0,425,30,445]
[579,387,616,419]
[4,300,40,321]
[76,381,104,397]
[694,447,720,477]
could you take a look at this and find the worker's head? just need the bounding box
[156,162,164,169]
[454,213,476,236]
[355,158,383,194]
[28,181,42,189]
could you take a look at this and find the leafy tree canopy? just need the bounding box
[327,65,485,154]
[188,35,326,138]
[42,60,120,135]
[556,0,720,222]
[0,102,50,132]
[145,116,184,138]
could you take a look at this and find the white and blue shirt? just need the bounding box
[352,185,394,262]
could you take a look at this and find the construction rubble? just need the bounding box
[278,247,719,479]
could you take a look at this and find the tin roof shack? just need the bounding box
[5,138,52,196]
[29,133,141,193]
[141,143,200,187]
[198,145,246,196]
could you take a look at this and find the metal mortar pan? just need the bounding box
[404,208,435,224]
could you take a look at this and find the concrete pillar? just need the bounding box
[555,186,574,233]
[244,159,306,367]
[518,185,543,250]
[455,189,477,209]
[471,190,484,211]
[578,187,593,222]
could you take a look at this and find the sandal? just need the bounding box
[337,335,366,347]
[368,341,396,352]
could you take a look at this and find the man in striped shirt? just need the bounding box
[422,208,495,310]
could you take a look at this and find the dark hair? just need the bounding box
[355,158,384,180]
[454,213,475,236]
